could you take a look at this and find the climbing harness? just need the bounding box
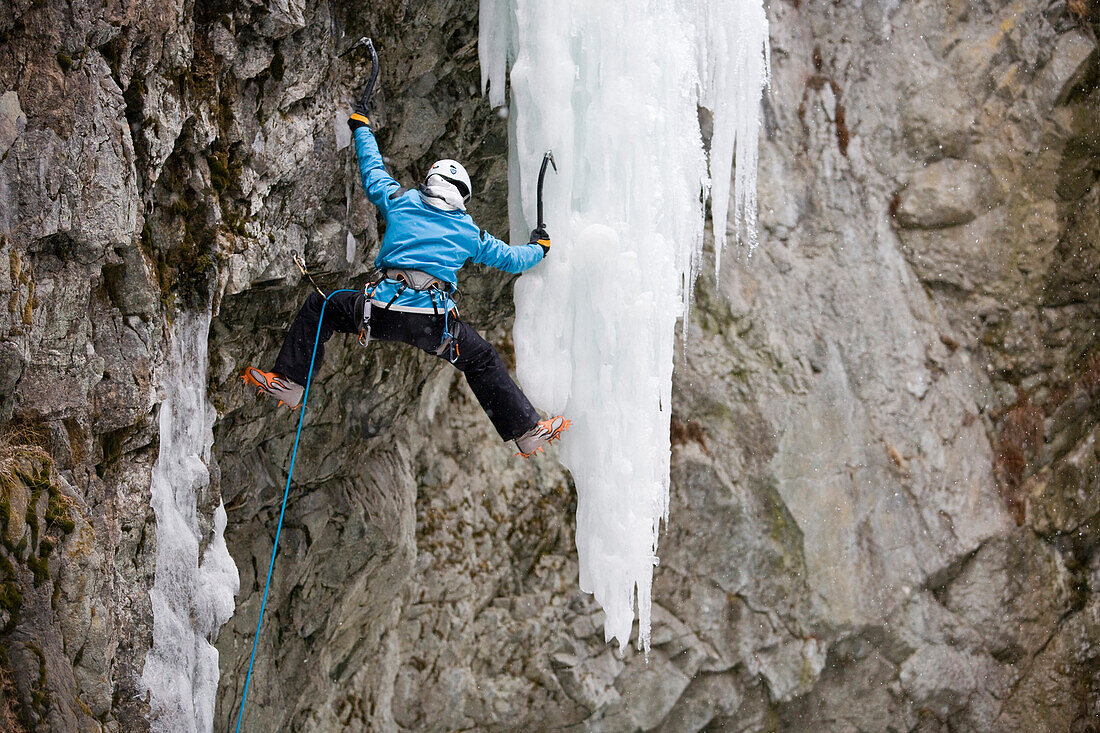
[232,287,359,733]
[371,268,461,363]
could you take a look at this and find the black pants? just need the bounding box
[273,291,540,442]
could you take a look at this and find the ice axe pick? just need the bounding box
[340,37,380,116]
[536,150,557,229]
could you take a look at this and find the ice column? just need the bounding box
[142,311,240,732]
[480,0,768,650]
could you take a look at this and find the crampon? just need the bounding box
[514,415,571,458]
[241,367,305,409]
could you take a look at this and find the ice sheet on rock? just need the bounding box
[346,231,357,265]
[334,113,351,150]
[142,311,240,732]
[480,0,768,651]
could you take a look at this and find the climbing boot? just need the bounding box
[515,416,571,458]
[241,367,304,409]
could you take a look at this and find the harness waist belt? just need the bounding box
[384,268,449,291]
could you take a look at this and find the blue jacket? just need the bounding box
[353,126,543,314]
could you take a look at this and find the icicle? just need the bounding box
[478,0,514,109]
[483,0,769,651]
[705,0,770,273]
[142,311,240,732]
[345,175,357,265]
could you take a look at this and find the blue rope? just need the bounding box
[233,288,358,732]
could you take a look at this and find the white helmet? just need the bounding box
[426,159,472,202]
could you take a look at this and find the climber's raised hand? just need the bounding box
[529,227,550,256]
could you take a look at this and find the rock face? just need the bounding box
[0,0,1098,732]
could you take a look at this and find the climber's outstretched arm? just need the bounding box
[472,228,547,274]
[349,119,401,217]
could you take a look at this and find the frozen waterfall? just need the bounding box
[480,0,769,649]
[142,311,240,731]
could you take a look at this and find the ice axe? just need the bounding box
[536,150,557,229]
[340,36,380,116]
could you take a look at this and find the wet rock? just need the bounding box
[939,529,1074,662]
[899,645,1005,724]
[554,648,624,711]
[614,652,692,729]
[1037,29,1098,109]
[1029,430,1100,537]
[994,593,1100,730]
[895,159,996,229]
[0,341,24,418]
[658,672,743,732]
[901,79,975,161]
[0,91,25,159]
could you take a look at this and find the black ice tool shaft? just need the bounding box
[536,150,557,229]
[340,37,380,115]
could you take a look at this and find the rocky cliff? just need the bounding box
[0,0,1098,731]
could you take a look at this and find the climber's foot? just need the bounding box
[515,416,571,458]
[241,367,304,409]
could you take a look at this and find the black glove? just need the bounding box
[347,111,370,132]
[529,226,550,255]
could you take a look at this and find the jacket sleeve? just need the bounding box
[471,228,545,274]
[352,126,402,217]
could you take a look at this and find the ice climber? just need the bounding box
[242,110,569,458]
